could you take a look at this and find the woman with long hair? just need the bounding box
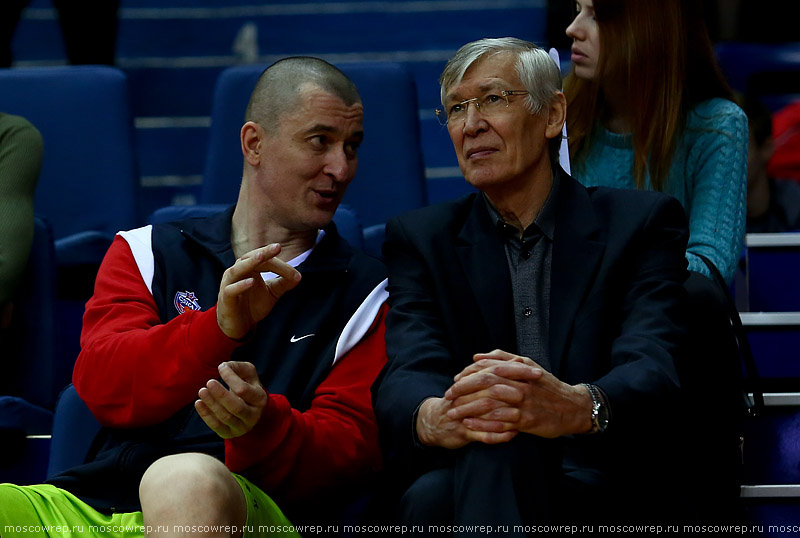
[565,1,751,523]
[564,0,748,283]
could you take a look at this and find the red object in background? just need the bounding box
[769,101,800,183]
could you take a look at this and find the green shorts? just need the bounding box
[0,474,299,538]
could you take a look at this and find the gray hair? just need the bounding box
[245,57,361,133]
[440,38,562,112]
[439,37,563,164]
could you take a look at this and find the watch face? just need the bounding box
[597,402,609,430]
[582,383,609,433]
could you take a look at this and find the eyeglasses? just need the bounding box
[435,90,530,126]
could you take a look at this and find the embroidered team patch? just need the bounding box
[174,291,202,314]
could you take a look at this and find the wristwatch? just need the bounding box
[580,383,609,434]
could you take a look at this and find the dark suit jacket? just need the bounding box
[374,170,689,477]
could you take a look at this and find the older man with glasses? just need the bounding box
[373,37,690,532]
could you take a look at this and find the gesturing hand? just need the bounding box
[216,243,302,340]
[195,361,267,439]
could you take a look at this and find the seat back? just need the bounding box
[0,216,57,436]
[715,42,800,112]
[46,384,102,479]
[739,234,800,390]
[17,216,59,409]
[0,66,139,246]
[1,217,57,408]
[201,62,427,251]
[744,233,800,312]
[740,395,800,531]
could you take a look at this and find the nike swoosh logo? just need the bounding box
[290,334,315,343]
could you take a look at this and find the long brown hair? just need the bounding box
[564,0,733,191]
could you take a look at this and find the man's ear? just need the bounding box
[545,92,567,140]
[241,121,262,166]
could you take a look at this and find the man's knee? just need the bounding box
[140,452,245,524]
[400,468,455,526]
[141,453,229,494]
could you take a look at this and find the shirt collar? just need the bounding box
[483,167,560,241]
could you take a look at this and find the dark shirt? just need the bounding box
[483,170,558,371]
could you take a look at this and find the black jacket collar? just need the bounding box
[454,167,606,373]
[177,204,353,275]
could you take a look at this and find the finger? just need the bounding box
[489,362,545,382]
[198,382,236,421]
[200,380,250,431]
[446,369,531,400]
[262,269,302,300]
[449,383,524,408]
[205,377,262,433]
[237,243,281,262]
[463,416,518,433]
[455,358,520,382]
[223,244,279,285]
[221,245,302,294]
[451,363,543,396]
[218,362,267,407]
[224,361,261,385]
[195,399,234,439]
[447,395,505,419]
[474,349,521,362]
[474,406,522,423]
[447,395,521,422]
[252,255,301,282]
[445,371,504,400]
[219,277,257,301]
[465,429,518,445]
[474,350,539,367]
[454,359,503,382]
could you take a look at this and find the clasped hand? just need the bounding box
[416,350,592,449]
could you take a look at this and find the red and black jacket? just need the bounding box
[48,206,388,517]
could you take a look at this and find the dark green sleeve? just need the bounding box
[0,113,43,303]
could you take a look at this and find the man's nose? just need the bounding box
[462,103,487,135]
[325,147,351,182]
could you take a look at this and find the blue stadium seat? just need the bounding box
[716,42,800,112]
[740,394,800,534]
[0,66,140,265]
[0,216,57,434]
[742,395,800,486]
[147,203,226,224]
[147,203,365,251]
[0,217,57,484]
[201,62,427,256]
[46,384,101,480]
[739,234,800,390]
[738,235,800,527]
[740,312,800,393]
[743,233,800,312]
[0,66,141,382]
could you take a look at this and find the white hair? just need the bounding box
[439,37,562,115]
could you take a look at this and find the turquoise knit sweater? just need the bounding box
[572,98,748,283]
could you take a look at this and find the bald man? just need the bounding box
[0,57,388,538]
